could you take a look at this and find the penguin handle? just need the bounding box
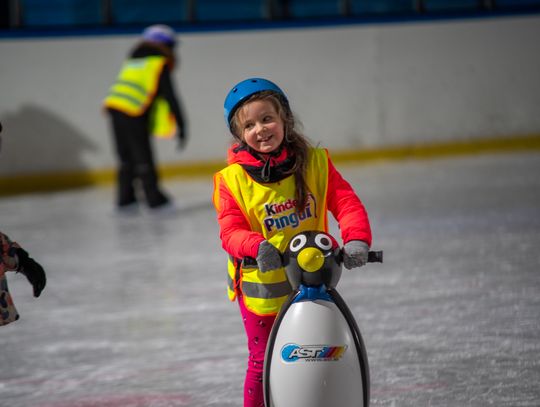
[337,249,383,264]
[367,250,383,263]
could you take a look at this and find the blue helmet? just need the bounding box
[142,24,177,47]
[224,78,288,127]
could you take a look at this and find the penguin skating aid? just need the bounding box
[263,231,382,407]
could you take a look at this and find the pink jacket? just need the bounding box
[214,144,372,260]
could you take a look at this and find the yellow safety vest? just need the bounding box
[104,56,167,116]
[216,148,330,316]
[104,56,177,138]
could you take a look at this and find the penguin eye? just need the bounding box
[315,233,333,250]
[290,235,307,252]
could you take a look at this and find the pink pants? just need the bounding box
[238,295,276,407]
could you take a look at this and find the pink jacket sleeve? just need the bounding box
[213,174,265,260]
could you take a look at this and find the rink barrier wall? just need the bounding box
[1,133,539,197]
[1,15,540,181]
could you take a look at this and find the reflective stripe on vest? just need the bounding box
[103,56,166,116]
[218,148,330,315]
[242,280,292,299]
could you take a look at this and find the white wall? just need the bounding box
[1,14,539,176]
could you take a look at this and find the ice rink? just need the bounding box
[1,151,539,407]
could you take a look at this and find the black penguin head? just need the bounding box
[284,231,342,289]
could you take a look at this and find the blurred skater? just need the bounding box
[213,78,372,406]
[0,122,47,326]
[0,231,46,326]
[104,24,188,213]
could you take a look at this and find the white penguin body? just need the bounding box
[263,231,370,407]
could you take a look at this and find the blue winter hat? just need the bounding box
[142,24,177,47]
[224,78,289,127]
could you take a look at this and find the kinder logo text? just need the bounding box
[281,343,347,363]
[264,198,298,216]
[263,197,315,232]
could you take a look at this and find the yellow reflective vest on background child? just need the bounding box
[103,56,176,138]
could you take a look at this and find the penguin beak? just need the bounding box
[297,247,325,272]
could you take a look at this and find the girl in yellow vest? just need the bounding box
[213,78,372,407]
[103,24,187,213]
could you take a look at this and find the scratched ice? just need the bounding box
[0,151,539,407]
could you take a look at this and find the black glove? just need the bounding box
[177,125,187,150]
[16,248,46,297]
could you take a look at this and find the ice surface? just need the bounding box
[1,152,539,407]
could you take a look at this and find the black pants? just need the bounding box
[109,110,169,208]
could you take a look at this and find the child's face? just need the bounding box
[237,99,285,154]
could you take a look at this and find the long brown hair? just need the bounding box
[230,91,313,211]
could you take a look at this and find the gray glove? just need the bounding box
[342,240,370,270]
[256,240,282,272]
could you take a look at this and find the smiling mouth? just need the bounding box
[258,135,273,142]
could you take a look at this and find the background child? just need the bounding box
[213,78,372,406]
[0,122,47,326]
[103,24,188,212]
[0,231,46,326]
